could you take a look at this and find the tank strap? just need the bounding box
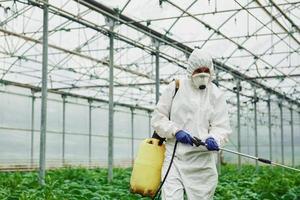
[174,79,180,95]
[152,79,180,145]
[169,79,180,119]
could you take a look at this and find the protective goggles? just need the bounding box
[192,67,210,75]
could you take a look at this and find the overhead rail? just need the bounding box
[0,79,153,112]
[269,0,300,34]
[25,0,187,69]
[253,0,300,46]
[74,0,300,106]
[11,0,300,106]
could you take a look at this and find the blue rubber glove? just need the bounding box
[175,130,193,146]
[205,137,219,151]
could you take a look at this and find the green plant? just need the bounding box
[0,165,299,199]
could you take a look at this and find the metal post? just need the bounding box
[254,89,258,170]
[236,81,241,169]
[131,108,134,166]
[88,99,92,167]
[279,101,284,165]
[155,41,160,103]
[39,0,48,185]
[290,107,294,167]
[267,95,272,161]
[246,109,250,156]
[108,19,114,183]
[30,91,35,167]
[62,95,66,166]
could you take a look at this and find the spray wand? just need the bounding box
[192,137,300,172]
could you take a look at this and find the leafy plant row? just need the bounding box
[0,164,299,200]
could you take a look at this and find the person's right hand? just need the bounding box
[175,130,193,146]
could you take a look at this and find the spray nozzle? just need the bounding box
[191,137,206,147]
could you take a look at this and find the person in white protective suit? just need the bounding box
[151,49,232,200]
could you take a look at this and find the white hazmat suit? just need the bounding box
[151,49,232,200]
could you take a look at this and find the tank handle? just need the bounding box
[146,138,160,146]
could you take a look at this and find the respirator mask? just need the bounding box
[191,67,211,90]
[192,73,210,90]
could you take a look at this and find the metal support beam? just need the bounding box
[88,99,92,166]
[254,89,258,170]
[77,0,191,54]
[131,108,134,166]
[39,0,48,185]
[53,81,168,90]
[0,28,157,82]
[236,81,241,169]
[267,95,272,162]
[219,73,300,81]
[62,95,66,166]
[30,92,35,167]
[27,0,187,73]
[269,0,300,34]
[32,0,300,107]
[39,0,48,186]
[290,107,295,167]
[254,0,300,46]
[155,42,160,103]
[279,102,284,165]
[108,20,114,182]
[0,79,152,112]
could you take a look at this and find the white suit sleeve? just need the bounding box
[208,93,232,147]
[151,82,180,139]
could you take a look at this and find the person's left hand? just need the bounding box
[205,137,219,151]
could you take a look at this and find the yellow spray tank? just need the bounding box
[130,138,165,198]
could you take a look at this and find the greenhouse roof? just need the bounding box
[0,0,299,109]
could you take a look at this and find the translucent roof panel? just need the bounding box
[0,0,299,109]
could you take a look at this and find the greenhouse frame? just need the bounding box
[0,0,299,198]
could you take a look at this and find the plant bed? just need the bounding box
[0,165,299,200]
